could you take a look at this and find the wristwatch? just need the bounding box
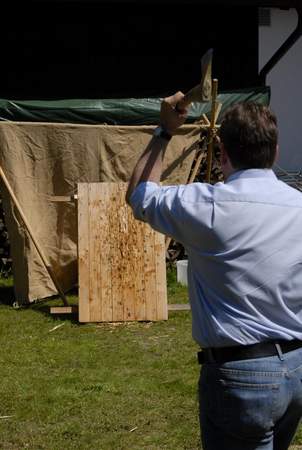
[153,126,172,141]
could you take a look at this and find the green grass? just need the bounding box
[166,266,189,305]
[0,272,301,450]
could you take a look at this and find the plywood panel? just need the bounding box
[78,183,90,322]
[98,184,113,322]
[88,183,103,322]
[144,222,157,321]
[110,184,124,322]
[154,231,168,320]
[131,202,146,320]
[78,182,167,322]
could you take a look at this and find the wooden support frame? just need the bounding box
[48,188,193,319]
[205,79,219,183]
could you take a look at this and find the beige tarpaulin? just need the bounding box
[0,121,202,304]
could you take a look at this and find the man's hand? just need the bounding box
[160,91,190,135]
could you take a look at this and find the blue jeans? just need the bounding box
[199,346,302,450]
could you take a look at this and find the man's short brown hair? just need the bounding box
[219,102,278,169]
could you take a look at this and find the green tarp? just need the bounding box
[0,87,270,125]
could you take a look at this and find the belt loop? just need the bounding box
[275,343,284,361]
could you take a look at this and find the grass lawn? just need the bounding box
[0,270,302,450]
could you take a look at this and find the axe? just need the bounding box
[176,48,213,111]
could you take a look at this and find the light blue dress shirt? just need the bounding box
[130,169,302,348]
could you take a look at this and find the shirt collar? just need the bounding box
[226,168,277,183]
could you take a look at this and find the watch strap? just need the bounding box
[153,126,172,141]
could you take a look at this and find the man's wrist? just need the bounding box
[153,126,172,141]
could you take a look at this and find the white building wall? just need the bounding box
[259,8,302,170]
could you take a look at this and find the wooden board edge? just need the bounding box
[50,306,79,314]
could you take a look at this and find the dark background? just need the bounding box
[0,2,259,99]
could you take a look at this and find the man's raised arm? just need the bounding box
[125,91,189,205]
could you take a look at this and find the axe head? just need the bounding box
[179,49,213,108]
[200,48,213,102]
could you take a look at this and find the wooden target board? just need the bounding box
[78,183,167,322]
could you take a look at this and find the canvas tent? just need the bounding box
[0,88,269,304]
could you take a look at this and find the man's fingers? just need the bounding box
[175,103,189,116]
[160,91,189,134]
[162,91,189,118]
[163,91,185,107]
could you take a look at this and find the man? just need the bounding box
[126,92,302,450]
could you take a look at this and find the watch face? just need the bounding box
[154,126,163,137]
[154,126,171,141]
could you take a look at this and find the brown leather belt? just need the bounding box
[198,339,302,364]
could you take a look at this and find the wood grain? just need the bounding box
[78,182,167,322]
[78,183,90,322]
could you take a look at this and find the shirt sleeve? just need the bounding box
[129,181,187,244]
